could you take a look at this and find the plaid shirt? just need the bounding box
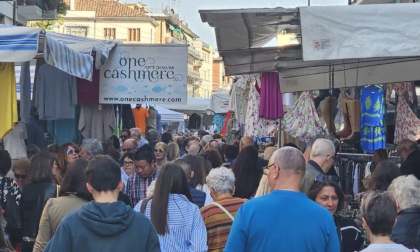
[125,168,159,207]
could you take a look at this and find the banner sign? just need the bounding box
[99,44,188,104]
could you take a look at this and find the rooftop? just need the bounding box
[64,0,147,17]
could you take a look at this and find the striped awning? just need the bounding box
[0,25,42,62]
[44,33,116,81]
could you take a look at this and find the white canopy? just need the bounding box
[200,4,420,93]
[153,105,184,123]
[160,97,210,115]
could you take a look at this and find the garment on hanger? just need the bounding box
[121,104,135,130]
[202,113,214,127]
[132,106,149,133]
[225,116,239,145]
[387,82,420,143]
[3,122,27,159]
[79,104,116,141]
[77,66,100,104]
[146,107,157,130]
[20,61,32,123]
[35,63,77,120]
[360,86,386,152]
[229,75,253,125]
[0,63,18,139]
[188,113,201,130]
[48,119,77,144]
[156,112,162,134]
[244,78,277,137]
[212,114,226,134]
[220,111,231,136]
[281,91,324,143]
[259,72,284,119]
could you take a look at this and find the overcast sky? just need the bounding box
[120,0,349,47]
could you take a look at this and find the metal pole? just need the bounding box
[13,0,16,25]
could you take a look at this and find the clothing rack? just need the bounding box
[337,152,402,163]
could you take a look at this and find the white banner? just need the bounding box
[99,44,188,104]
[299,4,420,61]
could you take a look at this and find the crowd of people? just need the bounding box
[1,128,420,252]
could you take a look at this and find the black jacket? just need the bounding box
[21,182,57,239]
[334,215,364,252]
[400,149,420,180]
[392,207,420,250]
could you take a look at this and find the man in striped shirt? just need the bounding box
[125,145,159,207]
[200,166,246,251]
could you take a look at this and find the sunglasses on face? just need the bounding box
[66,149,80,155]
[315,175,339,183]
[123,161,134,166]
[14,173,27,180]
[154,149,164,153]
[120,135,128,139]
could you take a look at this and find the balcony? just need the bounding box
[188,65,200,80]
[188,46,200,59]
[17,0,58,21]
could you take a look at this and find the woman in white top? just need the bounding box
[360,191,418,252]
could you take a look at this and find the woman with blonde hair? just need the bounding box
[255,146,277,197]
[154,142,167,169]
[166,142,179,161]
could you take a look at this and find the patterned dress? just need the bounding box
[281,91,324,143]
[360,86,386,152]
[387,82,420,144]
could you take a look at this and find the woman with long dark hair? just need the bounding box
[232,146,262,199]
[307,180,364,252]
[33,159,92,252]
[140,163,208,251]
[21,152,57,252]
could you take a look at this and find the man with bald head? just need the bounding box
[300,138,338,193]
[224,147,339,252]
[122,139,138,154]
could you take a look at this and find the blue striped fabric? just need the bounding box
[44,33,116,81]
[139,194,208,252]
[0,25,41,62]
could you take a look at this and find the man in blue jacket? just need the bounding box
[44,155,160,252]
[224,147,339,252]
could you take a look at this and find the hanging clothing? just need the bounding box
[360,86,386,152]
[225,116,239,145]
[387,82,420,144]
[20,61,32,123]
[146,108,157,130]
[79,104,116,142]
[48,119,77,145]
[221,111,231,136]
[245,80,278,137]
[132,106,149,133]
[202,113,214,127]
[35,63,77,120]
[229,75,253,125]
[0,63,18,139]
[281,91,324,143]
[212,114,226,134]
[76,67,100,104]
[188,113,201,130]
[259,72,284,119]
[121,104,135,130]
[156,112,162,135]
[3,122,27,159]
[26,117,47,151]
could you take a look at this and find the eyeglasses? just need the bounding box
[123,161,134,166]
[66,149,80,155]
[120,135,128,139]
[14,173,27,180]
[122,147,135,152]
[315,175,339,183]
[154,149,165,153]
[262,163,276,175]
